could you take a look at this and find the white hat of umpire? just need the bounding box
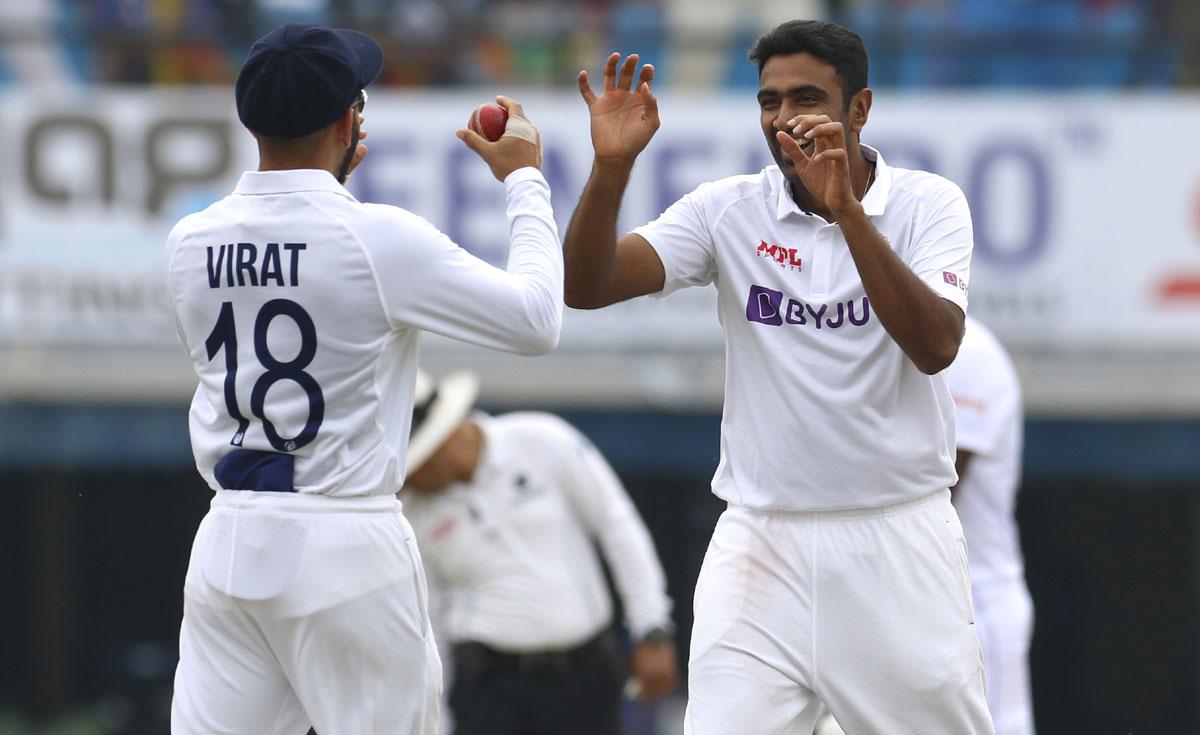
[406,369,480,475]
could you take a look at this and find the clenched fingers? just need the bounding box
[495,95,527,121]
[456,128,488,154]
[788,114,831,137]
[775,130,809,163]
[811,147,848,164]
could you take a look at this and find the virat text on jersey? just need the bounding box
[206,242,307,288]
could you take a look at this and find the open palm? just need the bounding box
[579,53,660,161]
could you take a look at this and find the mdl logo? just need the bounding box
[756,241,803,272]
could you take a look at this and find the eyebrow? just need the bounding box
[757,84,829,103]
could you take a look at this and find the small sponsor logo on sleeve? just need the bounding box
[943,271,967,292]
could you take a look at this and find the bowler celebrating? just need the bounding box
[565,19,993,735]
[164,22,562,735]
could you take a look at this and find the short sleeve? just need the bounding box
[906,180,973,312]
[945,329,1017,456]
[632,184,717,296]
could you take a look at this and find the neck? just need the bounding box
[257,155,339,178]
[256,134,342,179]
[451,420,484,484]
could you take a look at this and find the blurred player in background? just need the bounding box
[564,19,992,735]
[164,22,562,734]
[947,316,1036,735]
[816,315,1032,733]
[401,370,679,735]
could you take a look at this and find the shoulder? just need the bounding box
[948,319,1020,397]
[490,411,581,443]
[889,166,968,210]
[351,202,454,253]
[351,201,437,234]
[358,201,427,225]
[166,200,227,245]
[697,169,773,210]
[487,413,597,463]
[655,169,772,232]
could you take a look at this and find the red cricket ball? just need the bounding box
[468,102,509,142]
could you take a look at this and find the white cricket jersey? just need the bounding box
[634,146,972,511]
[165,167,562,498]
[945,316,1026,586]
[403,413,673,651]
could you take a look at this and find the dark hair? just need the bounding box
[748,20,869,110]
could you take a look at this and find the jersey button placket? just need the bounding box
[810,225,835,299]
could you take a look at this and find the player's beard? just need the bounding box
[336,115,362,185]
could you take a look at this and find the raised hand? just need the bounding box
[578,53,659,163]
[457,96,542,182]
[775,115,859,217]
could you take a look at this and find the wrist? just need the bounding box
[593,155,636,179]
[832,199,866,226]
[502,166,545,186]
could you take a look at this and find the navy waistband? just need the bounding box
[214,449,296,493]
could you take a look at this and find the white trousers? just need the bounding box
[974,579,1036,735]
[685,490,994,735]
[171,491,442,735]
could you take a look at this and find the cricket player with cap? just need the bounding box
[400,370,678,735]
[165,22,562,734]
[563,19,993,735]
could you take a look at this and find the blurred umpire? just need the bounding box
[400,370,679,735]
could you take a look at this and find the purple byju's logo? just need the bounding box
[943,271,968,292]
[746,285,784,325]
[745,284,871,330]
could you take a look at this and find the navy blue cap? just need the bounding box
[236,23,383,139]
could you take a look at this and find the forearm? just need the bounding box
[563,158,635,308]
[391,171,562,356]
[502,168,564,351]
[838,205,964,373]
[597,515,673,637]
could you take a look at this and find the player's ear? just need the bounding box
[848,88,871,134]
[334,107,356,148]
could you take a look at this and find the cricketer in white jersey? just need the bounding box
[164,22,562,735]
[563,19,993,735]
[948,317,1036,735]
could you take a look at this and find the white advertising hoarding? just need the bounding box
[0,88,1198,409]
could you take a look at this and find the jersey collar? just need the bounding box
[234,169,358,200]
[772,143,892,221]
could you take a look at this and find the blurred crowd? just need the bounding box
[0,0,1197,89]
